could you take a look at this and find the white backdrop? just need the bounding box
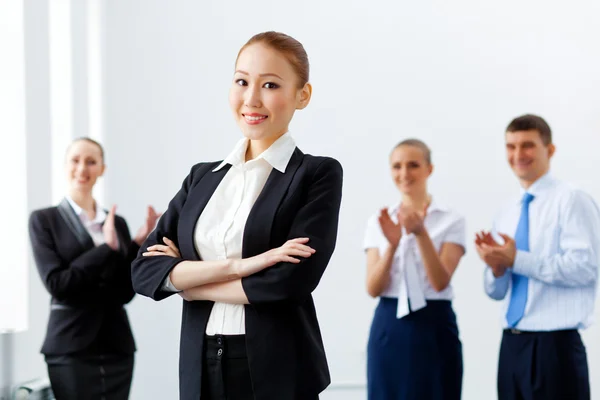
[13,1,600,399]
[102,1,600,399]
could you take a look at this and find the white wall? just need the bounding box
[5,0,600,399]
[102,1,600,399]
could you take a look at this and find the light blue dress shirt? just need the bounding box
[484,173,600,331]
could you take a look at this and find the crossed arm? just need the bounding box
[131,159,344,305]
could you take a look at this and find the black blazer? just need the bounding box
[29,199,138,356]
[131,148,343,400]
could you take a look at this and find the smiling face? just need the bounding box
[228,43,311,148]
[64,139,105,195]
[390,144,433,195]
[505,129,555,187]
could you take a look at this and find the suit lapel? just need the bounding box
[115,218,129,255]
[242,148,303,258]
[57,198,95,250]
[178,165,231,260]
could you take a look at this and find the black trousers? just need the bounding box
[201,335,320,400]
[46,353,134,400]
[201,335,254,400]
[498,329,589,400]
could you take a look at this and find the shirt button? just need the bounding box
[217,337,222,345]
[217,348,223,357]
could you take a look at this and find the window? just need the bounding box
[0,0,28,333]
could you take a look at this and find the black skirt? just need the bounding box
[45,353,134,400]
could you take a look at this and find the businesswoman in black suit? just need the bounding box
[28,137,160,400]
[131,31,343,400]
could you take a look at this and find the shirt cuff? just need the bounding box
[484,266,509,291]
[512,250,537,277]
[162,275,182,293]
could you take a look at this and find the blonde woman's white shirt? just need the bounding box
[363,199,466,318]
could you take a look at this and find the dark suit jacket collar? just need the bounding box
[58,198,128,255]
[177,148,304,261]
[58,198,95,250]
[242,148,303,257]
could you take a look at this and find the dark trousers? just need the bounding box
[367,298,463,400]
[498,329,590,400]
[46,353,134,400]
[200,334,320,400]
[201,335,254,400]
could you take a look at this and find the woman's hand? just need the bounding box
[233,237,315,277]
[179,291,193,301]
[103,205,120,250]
[143,237,181,258]
[398,204,426,236]
[378,207,402,247]
[134,206,162,246]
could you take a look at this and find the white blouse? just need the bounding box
[363,199,466,316]
[168,132,296,335]
[66,196,107,247]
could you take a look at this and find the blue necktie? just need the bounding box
[506,192,535,327]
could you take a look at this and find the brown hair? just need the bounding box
[393,139,432,164]
[506,114,552,145]
[237,31,309,88]
[66,137,105,162]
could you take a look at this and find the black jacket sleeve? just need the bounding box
[104,216,139,306]
[242,158,343,305]
[29,210,130,304]
[131,163,210,301]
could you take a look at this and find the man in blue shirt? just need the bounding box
[475,114,600,400]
